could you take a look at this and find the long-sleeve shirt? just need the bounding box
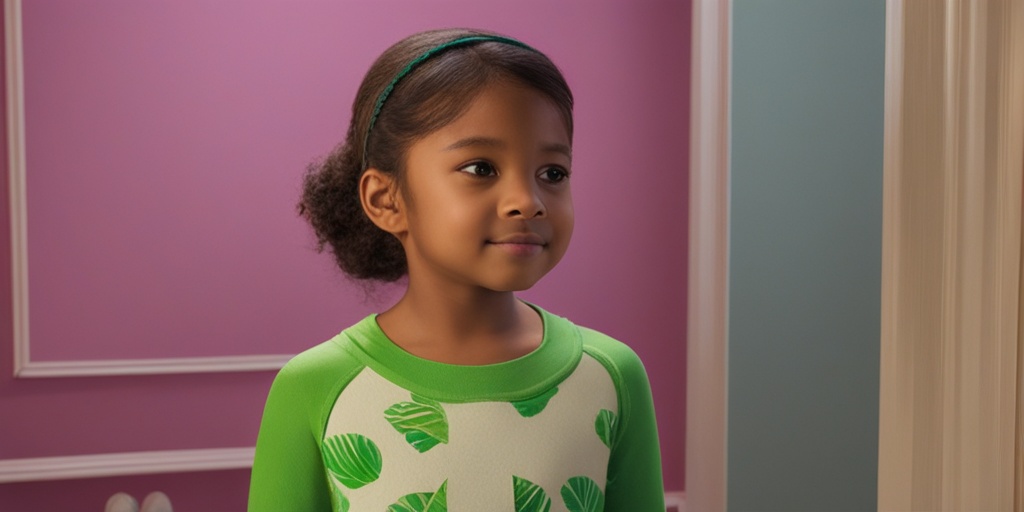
[249,304,664,511]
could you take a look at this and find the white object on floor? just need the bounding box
[104,491,173,512]
[140,491,173,512]
[665,491,686,512]
[104,492,138,512]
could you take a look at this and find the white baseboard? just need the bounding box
[0,447,254,483]
[665,491,686,511]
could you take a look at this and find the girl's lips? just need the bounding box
[488,233,546,245]
[487,233,546,256]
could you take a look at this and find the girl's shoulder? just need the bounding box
[563,321,654,424]
[277,331,359,379]
[568,323,647,378]
[267,321,371,409]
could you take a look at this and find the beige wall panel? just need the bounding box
[879,0,1023,510]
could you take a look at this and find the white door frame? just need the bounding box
[687,1,1024,510]
[685,0,730,510]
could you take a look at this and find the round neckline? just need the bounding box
[339,304,582,403]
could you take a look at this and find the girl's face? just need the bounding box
[395,81,574,293]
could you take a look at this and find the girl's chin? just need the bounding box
[482,274,549,293]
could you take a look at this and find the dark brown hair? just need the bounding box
[298,28,574,281]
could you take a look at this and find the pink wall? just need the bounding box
[0,1,690,509]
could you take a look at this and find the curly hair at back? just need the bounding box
[298,28,574,282]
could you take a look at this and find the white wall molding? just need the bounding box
[14,353,293,378]
[878,0,1024,510]
[4,0,292,378]
[0,447,255,484]
[685,0,729,510]
[5,0,29,377]
[0,0,286,484]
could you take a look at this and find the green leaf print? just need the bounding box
[560,476,605,512]
[385,394,449,453]
[595,409,617,449]
[322,433,382,489]
[513,476,551,512]
[387,480,448,512]
[329,484,350,512]
[511,386,559,417]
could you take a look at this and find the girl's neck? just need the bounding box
[376,281,543,365]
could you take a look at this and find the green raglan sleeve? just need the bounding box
[249,340,362,512]
[582,329,666,512]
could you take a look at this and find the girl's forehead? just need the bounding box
[428,82,571,145]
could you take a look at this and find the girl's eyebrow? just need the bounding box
[544,143,573,160]
[444,137,572,160]
[444,136,504,151]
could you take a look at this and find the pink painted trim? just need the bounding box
[686,0,729,508]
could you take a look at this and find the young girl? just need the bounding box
[249,28,665,511]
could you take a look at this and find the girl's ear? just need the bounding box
[359,169,407,236]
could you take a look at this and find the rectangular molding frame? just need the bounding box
[4,0,291,378]
[0,0,286,484]
[878,0,1024,510]
[685,0,729,510]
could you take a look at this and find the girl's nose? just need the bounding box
[500,176,546,219]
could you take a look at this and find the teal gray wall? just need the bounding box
[728,1,885,510]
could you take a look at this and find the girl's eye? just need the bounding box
[540,166,570,183]
[457,161,497,177]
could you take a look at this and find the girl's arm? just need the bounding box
[249,339,362,512]
[249,362,333,511]
[604,352,665,511]
[584,332,666,511]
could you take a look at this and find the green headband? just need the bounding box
[362,35,538,170]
